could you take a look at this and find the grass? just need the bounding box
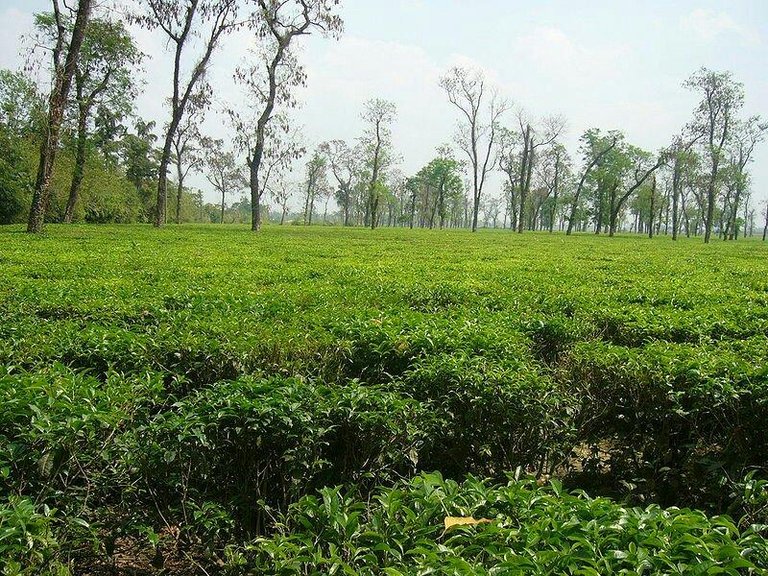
[1,224,767,574]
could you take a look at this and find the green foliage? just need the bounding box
[0,69,45,137]
[0,497,67,575]
[1,225,767,571]
[0,70,42,223]
[0,66,151,225]
[0,131,33,224]
[126,376,428,533]
[240,473,768,574]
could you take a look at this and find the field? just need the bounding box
[2,224,768,574]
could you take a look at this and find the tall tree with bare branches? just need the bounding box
[319,139,357,226]
[232,0,342,231]
[440,66,507,232]
[200,136,247,224]
[511,112,564,233]
[722,116,767,239]
[133,0,239,227]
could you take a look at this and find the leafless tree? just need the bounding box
[511,111,565,233]
[200,136,247,224]
[232,0,342,231]
[133,0,240,227]
[319,139,357,226]
[440,66,508,231]
[173,86,209,223]
[269,177,294,225]
[722,116,767,239]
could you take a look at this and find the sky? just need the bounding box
[1,0,766,209]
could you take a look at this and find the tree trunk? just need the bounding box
[64,100,90,223]
[303,180,311,225]
[438,181,446,229]
[728,181,744,241]
[595,186,605,234]
[608,209,618,237]
[368,119,383,230]
[472,192,480,232]
[250,160,262,231]
[549,192,558,234]
[175,161,184,224]
[517,126,531,234]
[671,160,681,240]
[343,192,350,226]
[703,159,719,243]
[28,0,92,233]
[155,124,178,227]
[762,203,768,241]
[648,176,656,239]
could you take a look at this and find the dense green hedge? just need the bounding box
[1,225,767,572]
[240,473,768,575]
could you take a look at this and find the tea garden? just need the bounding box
[2,224,767,574]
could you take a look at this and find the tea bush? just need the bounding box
[240,473,768,575]
[1,224,767,572]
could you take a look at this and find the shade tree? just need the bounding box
[440,66,508,232]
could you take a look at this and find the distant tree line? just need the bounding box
[1,0,765,241]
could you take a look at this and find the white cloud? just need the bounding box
[513,26,628,82]
[680,9,761,46]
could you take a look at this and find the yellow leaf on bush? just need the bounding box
[443,516,492,531]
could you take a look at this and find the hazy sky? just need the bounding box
[1,0,766,208]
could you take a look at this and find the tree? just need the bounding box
[566,129,619,235]
[0,69,45,137]
[508,111,565,233]
[684,68,744,243]
[0,70,45,224]
[319,139,357,226]
[43,16,144,222]
[413,146,463,229]
[497,127,521,230]
[201,137,246,224]
[606,143,664,237]
[647,175,657,238]
[233,0,342,232]
[232,116,304,226]
[722,116,767,239]
[172,87,209,224]
[270,177,294,224]
[120,118,160,219]
[536,143,570,233]
[667,133,701,240]
[133,0,239,227]
[440,66,507,232]
[763,202,768,241]
[480,194,503,228]
[302,148,328,225]
[360,98,396,229]
[27,0,93,233]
